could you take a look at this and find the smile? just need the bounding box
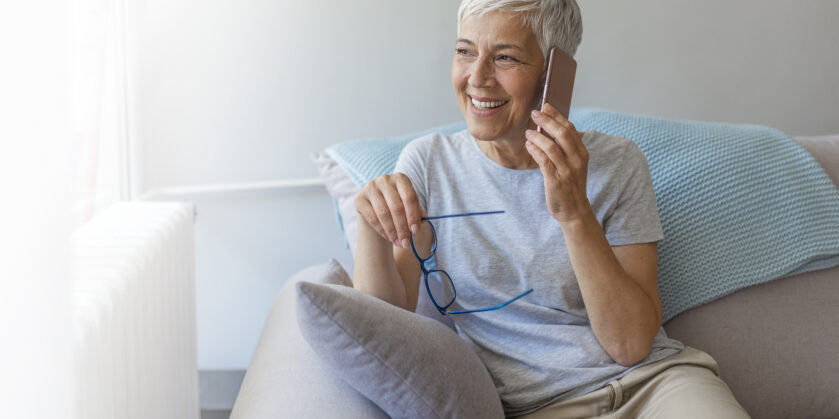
[470,96,509,110]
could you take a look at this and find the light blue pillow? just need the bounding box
[324,121,467,188]
[314,108,839,321]
[312,121,466,258]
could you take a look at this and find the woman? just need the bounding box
[353,0,750,417]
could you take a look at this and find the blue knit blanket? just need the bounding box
[324,108,839,321]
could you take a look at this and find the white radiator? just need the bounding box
[72,202,199,419]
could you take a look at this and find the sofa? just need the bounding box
[231,122,839,419]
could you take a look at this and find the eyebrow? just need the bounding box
[456,38,526,52]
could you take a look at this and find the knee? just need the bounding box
[633,366,750,418]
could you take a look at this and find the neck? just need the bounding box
[474,120,539,170]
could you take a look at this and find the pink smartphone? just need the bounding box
[536,47,577,138]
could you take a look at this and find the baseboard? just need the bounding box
[200,409,232,419]
[199,370,247,410]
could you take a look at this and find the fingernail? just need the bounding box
[411,224,419,233]
[402,238,410,248]
[531,109,541,118]
[525,140,533,147]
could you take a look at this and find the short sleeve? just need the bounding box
[393,136,430,214]
[603,141,664,246]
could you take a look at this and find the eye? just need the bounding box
[497,55,518,63]
[455,48,472,56]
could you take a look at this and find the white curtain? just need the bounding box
[0,0,130,417]
[0,2,75,418]
[70,0,132,226]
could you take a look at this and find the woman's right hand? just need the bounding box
[355,173,426,249]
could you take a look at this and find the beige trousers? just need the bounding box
[516,346,750,419]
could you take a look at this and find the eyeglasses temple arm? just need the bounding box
[422,210,505,221]
[446,288,533,315]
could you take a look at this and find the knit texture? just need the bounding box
[323,108,839,321]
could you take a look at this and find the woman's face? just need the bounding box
[452,12,545,142]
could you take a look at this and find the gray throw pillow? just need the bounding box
[231,259,388,419]
[295,281,504,419]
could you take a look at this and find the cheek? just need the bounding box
[505,72,540,105]
[451,63,467,91]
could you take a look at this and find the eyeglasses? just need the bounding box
[409,210,533,316]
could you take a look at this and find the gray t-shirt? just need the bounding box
[394,129,684,416]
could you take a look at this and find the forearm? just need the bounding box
[561,212,660,366]
[353,216,408,309]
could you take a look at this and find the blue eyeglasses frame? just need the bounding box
[409,210,533,315]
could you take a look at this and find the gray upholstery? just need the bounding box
[794,134,839,188]
[664,265,839,419]
[230,261,388,419]
[233,135,839,419]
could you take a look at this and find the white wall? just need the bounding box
[133,0,462,190]
[130,0,839,370]
[132,0,462,370]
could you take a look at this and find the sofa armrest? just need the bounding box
[664,264,839,419]
[231,262,388,419]
[793,134,839,188]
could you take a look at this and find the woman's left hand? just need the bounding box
[525,103,591,224]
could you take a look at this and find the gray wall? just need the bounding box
[575,0,839,135]
[130,0,839,370]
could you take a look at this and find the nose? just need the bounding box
[468,56,495,88]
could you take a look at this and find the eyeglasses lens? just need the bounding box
[426,269,456,309]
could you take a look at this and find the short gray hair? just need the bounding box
[457,0,583,63]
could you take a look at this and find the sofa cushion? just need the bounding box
[664,264,839,419]
[295,280,504,419]
[230,260,388,419]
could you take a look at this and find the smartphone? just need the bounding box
[537,47,577,138]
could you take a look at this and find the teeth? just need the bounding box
[471,97,507,110]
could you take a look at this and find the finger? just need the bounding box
[524,136,559,176]
[526,129,571,177]
[368,187,399,245]
[532,108,574,144]
[539,106,586,170]
[541,102,576,130]
[355,193,389,240]
[541,104,583,159]
[537,124,586,172]
[532,109,584,158]
[553,132,587,172]
[379,181,411,247]
[394,174,422,234]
